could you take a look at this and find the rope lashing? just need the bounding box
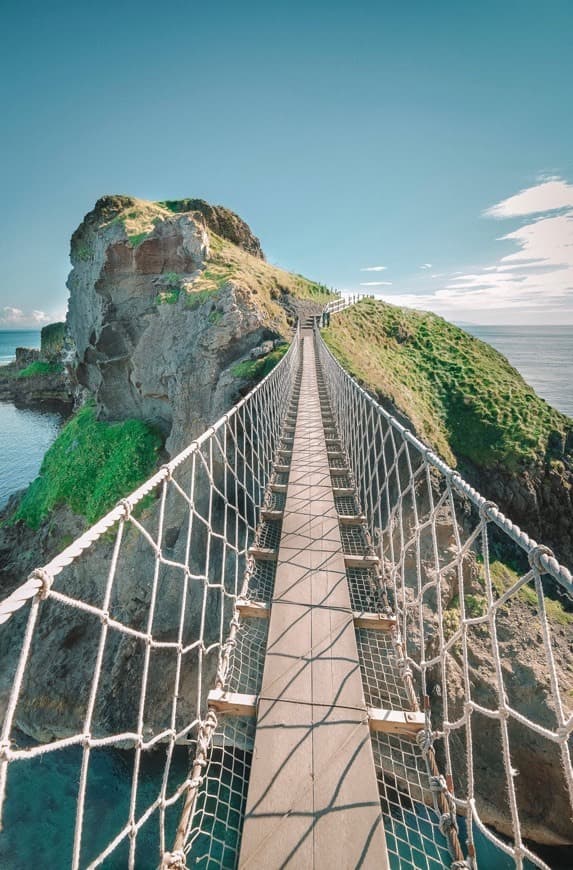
[479,499,498,522]
[161,850,186,869]
[528,544,556,573]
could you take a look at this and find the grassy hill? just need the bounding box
[323,298,572,472]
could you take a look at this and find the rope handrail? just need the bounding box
[0,331,301,869]
[315,322,573,869]
[316,327,572,595]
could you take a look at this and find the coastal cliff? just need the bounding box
[1,199,571,851]
[0,196,332,742]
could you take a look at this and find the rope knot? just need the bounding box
[416,728,433,756]
[528,544,556,573]
[30,568,53,600]
[479,500,498,522]
[161,850,186,869]
[118,498,133,520]
[160,463,173,481]
[397,658,413,680]
[429,774,448,794]
[451,862,471,870]
[439,811,458,837]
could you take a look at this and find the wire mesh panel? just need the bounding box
[0,337,300,870]
[316,326,573,869]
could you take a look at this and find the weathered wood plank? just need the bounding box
[353,611,397,631]
[236,599,270,619]
[368,707,425,736]
[239,330,389,868]
[207,689,257,717]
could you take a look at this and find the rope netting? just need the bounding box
[316,325,573,869]
[0,334,300,869]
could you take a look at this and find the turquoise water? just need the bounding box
[0,330,63,509]
[0,740,190,868]
[0,741,549,869]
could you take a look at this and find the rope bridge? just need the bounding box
[0,302,572,869]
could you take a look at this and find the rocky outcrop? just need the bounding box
[157,198,264,259]
[0,195,296,741]
[67,196,286,455]
[0,340,73,411]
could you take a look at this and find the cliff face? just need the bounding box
[67,196,288,455]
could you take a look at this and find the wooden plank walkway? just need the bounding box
[239,330,388,868]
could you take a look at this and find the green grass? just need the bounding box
[18,361,63,378]
[488,560,573,626]
[208,310,223,325]
[185,289,218,310]
[127,231,149,248]
[232,345,289,382]
[11,405,162,528]
[156,289,181,305]
[323,299,572,470]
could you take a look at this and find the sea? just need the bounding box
[0,331,64,509]
[0,325,571,867]
[463,324,573,418]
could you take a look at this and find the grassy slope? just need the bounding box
[323,299,571,471]
[12,405,162,528]
[192,230,335,313]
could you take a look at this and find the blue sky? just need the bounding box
[1,0,572,326]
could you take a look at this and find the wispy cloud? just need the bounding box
[484,177,573,218]
[360,265,387,272]
[0,306,55,327]
[360,281,393,286]
[419,263,432,270]
[381,177,573,323]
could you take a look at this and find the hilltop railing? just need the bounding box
[315,324,573,869]
[324,291,373,315]
[0,335,300,870]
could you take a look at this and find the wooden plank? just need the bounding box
[261,508,283,521]
[344,554,380,568]
[207,689,257,717]
[353,611,397,631]
[338,513,366,525]
[368,707,425,736]
[248,546,277,562]
[270,482,287,493]
[236,599,270,619]
[274,463,290,473]
[240,329,389,869]
[332,486,354,496]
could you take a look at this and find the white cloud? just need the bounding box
[360,281,393,286]
[419,263,432,270]
[383,178,573,324]
[360,265,387,272]
[484,178,573,218]
[0,306,55,327]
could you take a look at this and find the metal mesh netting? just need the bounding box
[316,325,573,869]
[0,336,300,869]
